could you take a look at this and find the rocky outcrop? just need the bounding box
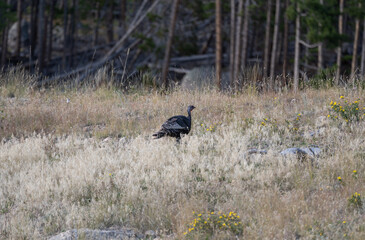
[49,228,156,240]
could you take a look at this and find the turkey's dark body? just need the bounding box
[153,105,195,141]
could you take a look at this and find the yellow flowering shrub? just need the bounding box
[329,96,364,122]
[184,211,243,238]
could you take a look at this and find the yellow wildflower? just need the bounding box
[337,176,342,181]
[340,96,344,99]
[353,170,357,173]
[328,115,330,118]
[343,221,346,224]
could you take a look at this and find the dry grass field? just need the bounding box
[0,70,365,239]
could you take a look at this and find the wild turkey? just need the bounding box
[153,105,196,141]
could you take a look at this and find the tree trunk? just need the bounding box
[107,0,114,43]
[1,26,9,67]
[241,0,250,69]
[233,0,244,90]
[282,0,289,79]
[120,0,127,37]
[47,0,56,63]
[360,17,365,76]
[1,0,11,67]
[16,0,23,57]
[269,0,280,90]
[335,0,344,85]
[161,0,180,89]
[93,2,101,46]
[263,0,272,78]
[30,0,39,59]
[63,0,69,70]
[38,0,46,73]
[317,0,323,72]
[351,7,360,82]
[215,0,222,90]
[293,2,300,93]
[70,0,78,68]
[230,0,236,88]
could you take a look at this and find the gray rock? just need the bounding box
[181,67,230,90]
[7,20,30,55]
[144,230,156,239]
[246,148,268,155]
[280,147,321,158]
[49,228,144,240]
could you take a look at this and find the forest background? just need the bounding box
[1,0,365,91]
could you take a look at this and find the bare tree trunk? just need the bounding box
[30,0,39,59]
[233,0,244,90]
[263,0,272,78]
[70,0,78,68]
[16,0,23,57]
[282,0,289,79]
[215,0,222,90]
[107,0,114,43]
[293,2,300,93]
[241,0,250,67]
[360,18,365,76]
[38,0,46,73]
[161,0,180,89]
[1,0,11,67]
[335,0,344,85]
[47,0,56,63]
[119,0,127,37]
[230,0,236,88]
[269,0,280,90]
[93,2,100,46]
[63,0,68,70]
[1,26,9,67]
[351,7,360,81]
[317,0,323,72]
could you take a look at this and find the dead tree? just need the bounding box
[230,0,236,89]
[361,17,365,76]
[107,0,114,43]
[293,1,300,93]
[215,0,222,90]
[38,0,46,73]
[120,0,127,37]
[241,0,250,72]
[62,0,68,70]
[161,0,180,89]
[317,0,323,72]
[282,0,289,78]
[335,0,344,85]
[30,0,39,59]
[16,0,23,57]
[351,2,361,82]
[1,0,11,67]
[263,0,272,78]
[269,0,280,90]
[233,0,244,90]
[47,0,56,63]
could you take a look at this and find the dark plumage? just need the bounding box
[153,105,196,141]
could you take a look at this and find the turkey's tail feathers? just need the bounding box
[152,130,166,139]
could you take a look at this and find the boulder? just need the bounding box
[181,67,230,90]
[7,20,30,55]
[49,228,147,240]
[280,147,321,158]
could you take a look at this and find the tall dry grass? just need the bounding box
[0,70,364,239]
